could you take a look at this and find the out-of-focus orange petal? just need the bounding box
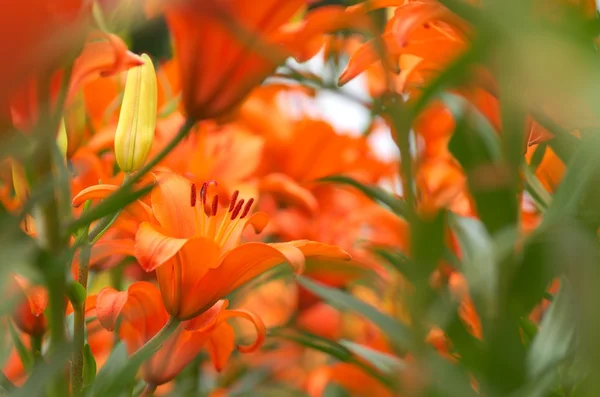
[69,34,144,102]
[96,287,128,331]
[260,173,318,214]
[14,275,48,316]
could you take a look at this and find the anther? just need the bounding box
[211,195,219,216]
[228,190,239,213]
[230,199,244,220]
[190,183,197,207]
[240,198,254,219]
[200,182,208,207]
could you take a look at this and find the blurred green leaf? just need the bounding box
[269,327,395,390]
[68,183,154,233]
[522,165,551,211]
[8,322,32,371]
[83,344,97,389]
[91,342,138,397]
[527,282,576,380]
[297,276,413,351]
[318,175,406,217]
[449,214,498,319]
[339,340,405,374]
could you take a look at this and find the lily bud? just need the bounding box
[114,53,157,172]
[56,119,68,162]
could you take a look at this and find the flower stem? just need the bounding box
[129,317,181,365]
[71,235,91,397]
[124,118,197,188]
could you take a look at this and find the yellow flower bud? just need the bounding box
[114,53,157,172]
[56,119,68,162]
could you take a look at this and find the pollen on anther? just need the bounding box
[231,199,244,220]
[228,190,239,213]
[190,183,197,207]
[211,195,219,216]
[240,198,254,219]
[200,182,208,207]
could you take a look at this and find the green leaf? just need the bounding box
[269,327,395,391]
[83,344,97,389]
[522,165,551,211]
[12,343,71,397]
[91,342,138,397]
[527,282,576,380]
[317,175,406,217]
[448,213,498,319]
[8,322,32,370]
[297,276,413,351]
[68,183,154,233]
[338,340,405,374]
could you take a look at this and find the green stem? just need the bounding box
[140,383,157,397]
[124,118,196,189]
[71,238,91,397]
[31,335,43,362]
[129,317,181,365]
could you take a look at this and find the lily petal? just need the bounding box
[260,173,318,214]
[155,237,222,319]
[96,287,128,331]
[184,300,228,332]
[151,173,197,238]
[219,309,266,353]
[135,222,189,272]
[206,322,235,372]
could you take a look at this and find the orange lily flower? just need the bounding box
[96,282,266,384]
[12,275,48,337]
[10,33,144,132]
[0,0,91,114]
[133,173,350,320]
[164,0,306,120]
[165,1,350,120]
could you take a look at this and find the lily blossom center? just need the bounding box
[190,182,255,248]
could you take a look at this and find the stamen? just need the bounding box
[200,182,208,207]
[228,190,239,213]
[211,195,219,217]
[230,199,245,220]
[190,183,197,207]
[240,198,254,219]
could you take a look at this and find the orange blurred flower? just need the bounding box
[164,1,349,120]
[164,0,306,120]
[0,0,91,114]
[11,33,144,133]
[96,281,265,384]
[11,275,48,337]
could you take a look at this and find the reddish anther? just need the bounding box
[240,198,254,219]
[190,183,197,207]
[211,195,219,216]
[200,182,208,207]
[228,190,239,213]
[230,199,244,220]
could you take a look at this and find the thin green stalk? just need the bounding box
[71,237,91,397]
[129,317,181,364]
[31,335,43,363]
[123,118,197,189]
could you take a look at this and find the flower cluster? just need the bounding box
[0,0,597,396]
